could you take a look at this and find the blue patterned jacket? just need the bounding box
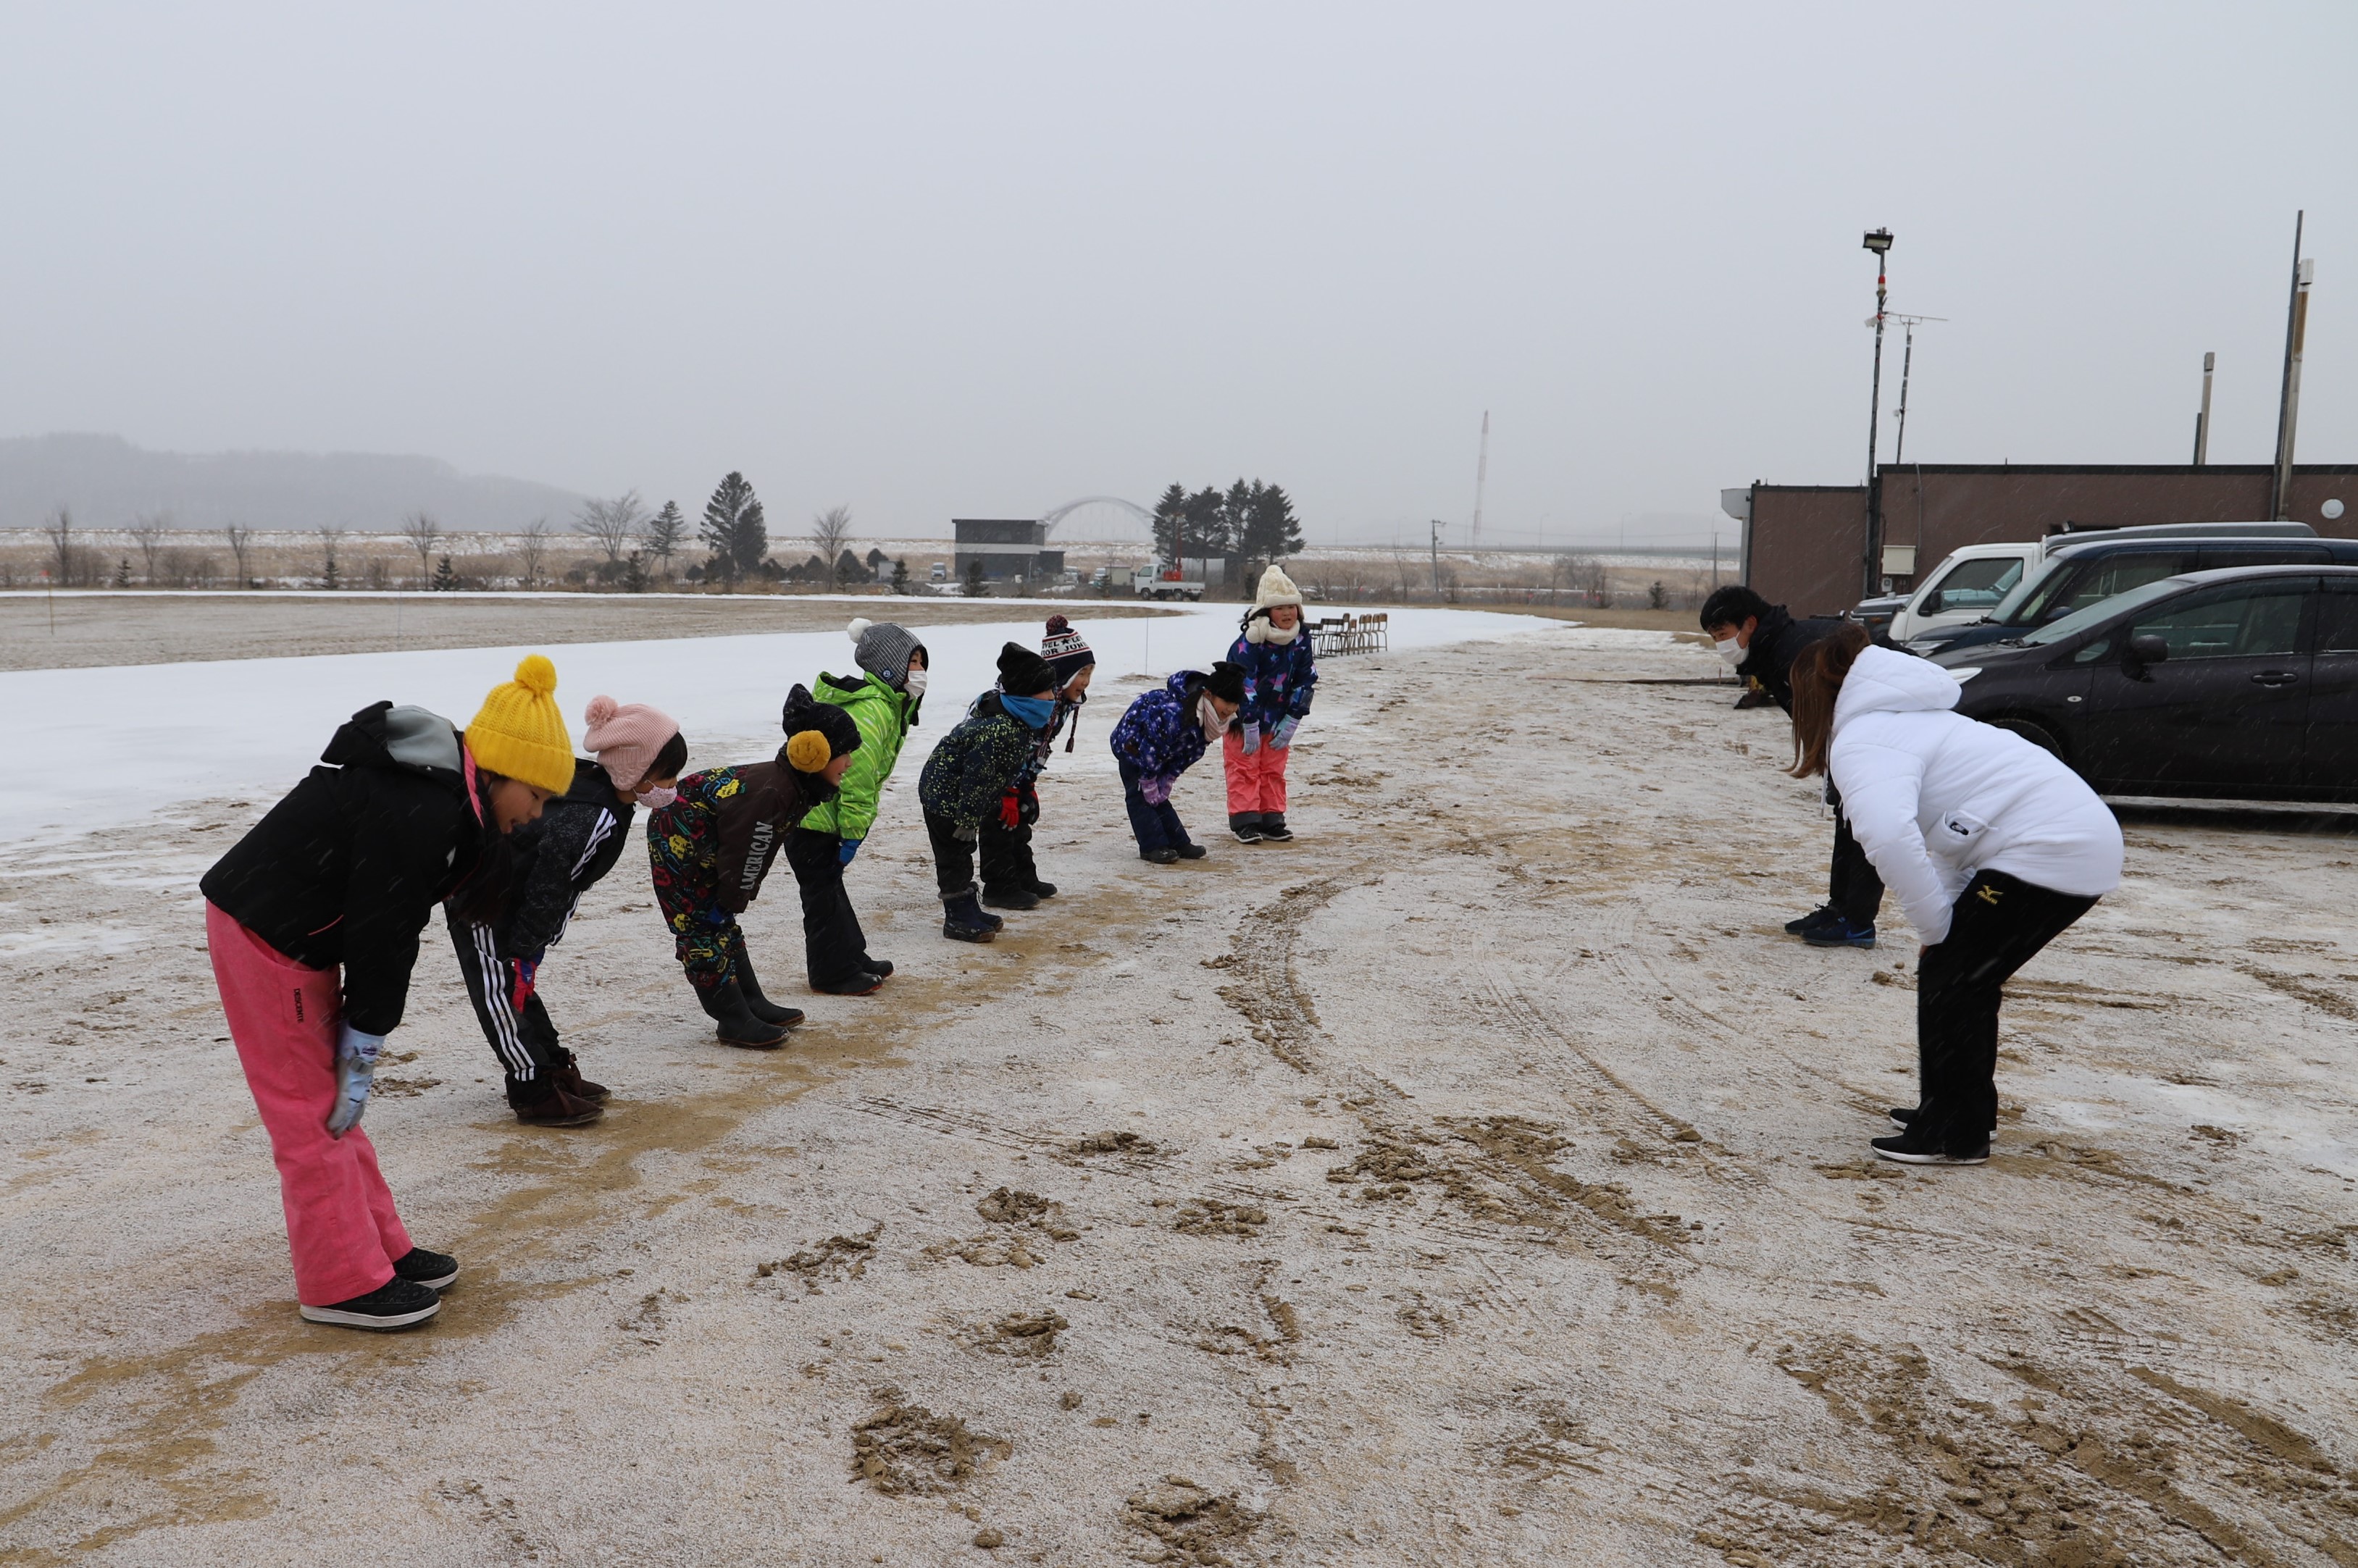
[1109,674,1210,783]
[1226,626,1317,729]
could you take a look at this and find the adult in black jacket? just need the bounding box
[446,695,687,1127]
[201,656,578,1331]
[1699,586,1886,947]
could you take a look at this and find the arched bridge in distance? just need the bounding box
[1039,496,1155,542]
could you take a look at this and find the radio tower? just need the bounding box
[1470,410,1490,548]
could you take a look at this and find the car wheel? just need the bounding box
[1991,718,2068,764]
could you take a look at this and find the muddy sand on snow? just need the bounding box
[0,592,1172,671]
[4,627,2357,1565]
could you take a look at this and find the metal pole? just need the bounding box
[1892,319,1916,466]
[1430,520,1444,599]
[2272,212,2309,519]
[1862,230,1891,600]
[2194,351,2215,465]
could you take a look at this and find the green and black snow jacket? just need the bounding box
[797,669,916,843]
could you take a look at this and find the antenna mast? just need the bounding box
[1470,411,1489,548]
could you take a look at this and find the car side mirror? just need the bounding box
[2125,632,2169,673]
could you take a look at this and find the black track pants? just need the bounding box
[1915,870,2099,1154]
[979,783,1039,896]
[1828,790,1886,927]
[924,810,977,900]
[447,914,559,1082]
[785,827,871,988]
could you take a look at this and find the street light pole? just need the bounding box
[2271,211,2313,521]
[1861,228,1893,600]
[2194,351,2215,465]
[1429,519,1445,600]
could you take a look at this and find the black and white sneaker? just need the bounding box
[299,1278,443,1330]
[1258,816,1294,842]
[1887,1106,1919,1130]
[1870,1134,1987,1166]
[391,1246,459,1291]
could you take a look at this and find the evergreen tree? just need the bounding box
[699,472,768,589]
[113,557,131,587]
[1151,482,1188,570]
[1240,480,1304,565]
[625,551,651,593]
[643,500,687,578]
[891,557,912,595]
[1184,486,1229,558]
[432,554,456,591]
[962,559,988,597]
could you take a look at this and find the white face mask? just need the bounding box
[903,668,928,697]
[1715,635,1745,668]
[637,784,677,810]
[1199,696,1232,740]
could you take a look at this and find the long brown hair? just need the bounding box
[1787,622,1873,778]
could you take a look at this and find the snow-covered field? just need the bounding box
[5,608,2357,1566]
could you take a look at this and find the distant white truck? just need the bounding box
[1135,574,1205,602]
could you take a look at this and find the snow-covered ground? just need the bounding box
[0,599,1557,844]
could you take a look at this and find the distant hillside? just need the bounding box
[0,433,587,532]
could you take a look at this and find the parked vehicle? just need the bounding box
[1136,574,1205,602]
[1907,523,2339,657]
[1931,564,2358,801]
[1884,542,2041,642]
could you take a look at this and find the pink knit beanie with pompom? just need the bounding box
[581,695,682,792]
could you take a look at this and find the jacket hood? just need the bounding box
[1832,646,1962,732]
[560,757,622,808]
[322,701,464,782]
[1163,671,1195,699]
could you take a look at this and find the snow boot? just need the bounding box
[942,890,998,943]
[548,1047,607,1103]
[982,884,1041,911]
[814,970,885,996]
[298,1278,442,1330]
[1026,879,1058,899]
[1229,814,1265,844]
[698,979,790,1049]
[1258,815,1294,842]
[508,1073,603,1127]
[735,954,806,1029]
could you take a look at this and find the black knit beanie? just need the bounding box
[1203,661,1246,705]
[780,684,861,764]
[995,641,1058,697]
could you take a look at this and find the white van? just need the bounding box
[1884,543,2038,642]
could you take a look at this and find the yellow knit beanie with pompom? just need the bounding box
[785,729,833,773]
[466,655,577,795]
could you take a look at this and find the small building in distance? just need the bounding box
[953,518,1065,583]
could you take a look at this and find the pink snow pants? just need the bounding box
[1224,727,1291,816]
[206,902,411,1307]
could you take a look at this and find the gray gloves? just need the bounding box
[327,1024,386,1138]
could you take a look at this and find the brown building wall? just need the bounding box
[1742,464,2358,614]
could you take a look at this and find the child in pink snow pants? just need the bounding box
[198,658,577,1330]
[1223,564,1317,844]
[208,902,414,1309]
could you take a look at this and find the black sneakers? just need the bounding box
[1229,814,1264,844]
[1141,847,1180,865]
[1258,816,1294,842]
[300,1277,443,1330]
[392,1246,459,1291]
[1785,905,1841,936]
[815,971,885,996]
[1887,1106,1919,1130]
[1870,1134,1988,1166]
[1174,844,1209,861]
[982,885,1042,910]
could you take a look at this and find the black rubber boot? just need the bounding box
[698,978,790,1049]
[1027,879,1057,899]
[942,890,997,942]
[982,884,1041,911]
[734,953,806,1029]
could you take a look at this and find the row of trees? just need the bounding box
[1150,479,1305,573]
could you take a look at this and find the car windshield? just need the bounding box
[2008,550,2195,625]
[2021,577,2191,646]
[1918,555,2023,614]
[1985,557,2057,623]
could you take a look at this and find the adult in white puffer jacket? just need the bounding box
[1794,629,2123,1166]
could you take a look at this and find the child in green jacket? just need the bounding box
[916,642,1059,942]
[788,619,927,994]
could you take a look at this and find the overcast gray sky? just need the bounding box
[2,2,2351,546]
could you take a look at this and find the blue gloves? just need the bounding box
[1139,774,1174,806]
[1269,716,1300,750]
[1240,721,1262,755]
[838,837,861,865]
[327,1024,386,1138]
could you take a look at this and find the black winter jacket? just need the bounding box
[490,759,631,959]
[201,703,485,1036]
[1735,605,1848,714]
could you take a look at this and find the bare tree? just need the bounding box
[127,512,170,584]
[43,508,73,584]
[573,490,646,572]
[517,518,552,589]
[810,505,855,588]
[223,523,254,587]
[400,511,442,582]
